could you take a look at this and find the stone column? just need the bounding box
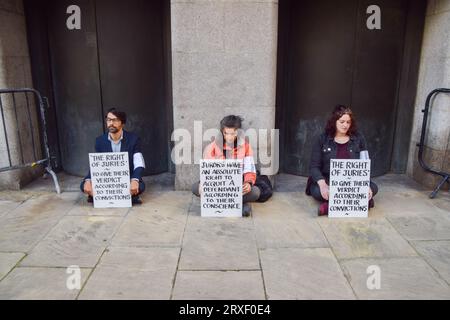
[171,0,279,190]
[0,0,42,190]
[407,0,450,190]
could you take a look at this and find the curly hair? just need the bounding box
[325,104,357,137]
[106,108,127,124]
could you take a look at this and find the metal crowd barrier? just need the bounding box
[417,88,450,199]
[0,88,60,193]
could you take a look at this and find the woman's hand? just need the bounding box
[317,179,329,201]
[243,182,252,195]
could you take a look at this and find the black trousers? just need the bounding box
[309,180,378,202]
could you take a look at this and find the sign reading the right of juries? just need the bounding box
[328,159,371,218]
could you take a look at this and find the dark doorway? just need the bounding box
[24,0,172,177]
[276,0,426,177]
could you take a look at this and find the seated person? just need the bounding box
[80,108,146,204]
[306,105,378,216]
[192,115,261,217]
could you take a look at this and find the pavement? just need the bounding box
[0,173,449,300]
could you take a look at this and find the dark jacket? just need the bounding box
[83,130,145,182]
[310,131,369,183]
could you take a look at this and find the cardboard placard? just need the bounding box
[329,159,371,218]
[89,152,131,208]
[200,159,243,217]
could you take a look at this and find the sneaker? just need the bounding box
[132,196,142,205]
[87,196,93,203]
[318,202,328,216]
[242,203,252,217]
[369,198,375,209]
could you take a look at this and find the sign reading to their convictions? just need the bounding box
[329,159,371,218]
[89,152,132,208]
[200,159,243,217]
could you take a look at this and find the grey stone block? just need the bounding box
[0,267,91,300]
[341,257,450,299]
[0,200,21,218]
[66,197,130,217]
[171,1,225,53]
[21,216,123,268]
[179,216,259,270]
[254,213,328,249]
[78,247,179,300]
[223,1,278,54]
[111,192,191,247]
[0,252,24,280]
[260,248,355,300]
[318,218,417,259]
[412,240,450,284]
[172,271,265,300]
[0,193,79,252]
[370,190,442,217]
[387,208,450,240]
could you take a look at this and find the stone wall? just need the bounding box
[0,0,43,190]
[171,0,279,190]
[407,0,450,190]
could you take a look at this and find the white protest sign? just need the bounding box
[329,159,371,218]
[200,159,243,217]
[89,152,132,208]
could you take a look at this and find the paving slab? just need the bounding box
[172,271,265,300]
[0,190,34,202]
[0,193,79,252]
[0,200,22,218]
[0,267,91,300]
[139,191,192,210]
[375,190,442,218]
[341,257,450,299]
[318,218,417,259]
[179,216,259,270]
[411,240,450,284]
[260,248,355,300]
[78,247,179,300]
[66,197,130,217]
[0,252,25,280]
[253,214,329,249]
[423,192,450,212]
[111,202,188,247]
[20,216,123,268]
[251,192,316,218]
[387,208,450,240]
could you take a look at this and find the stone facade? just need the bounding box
[0,0,42,190]
[407,0,450,190]
[171,0,279,190]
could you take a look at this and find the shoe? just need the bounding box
[369,198,375,209]
[132,196,142,205]
[242,203,252,217]
[87,196,93,203]
[318,202,328,216]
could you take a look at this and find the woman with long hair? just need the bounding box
[306,105,378,216]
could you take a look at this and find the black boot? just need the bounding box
[132,196,142,205]
[242,203,252,217]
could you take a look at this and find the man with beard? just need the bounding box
[80,108,146,204]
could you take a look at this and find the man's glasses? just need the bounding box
[106,117,121,123]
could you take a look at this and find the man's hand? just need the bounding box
[83,180,93,196]
[130,180,139,196]
[318,179,329,201]
[243,182,252,195]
